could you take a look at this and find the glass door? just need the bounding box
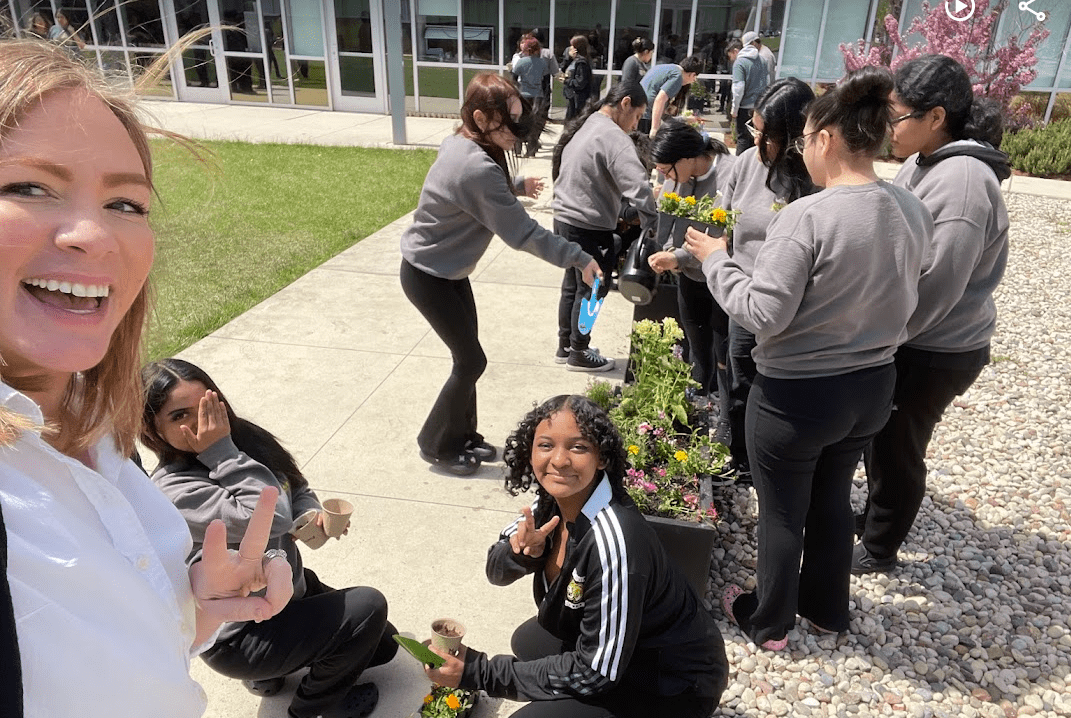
[327,0,386,111]
[170,0,230,102]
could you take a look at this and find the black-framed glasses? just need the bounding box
[791,130,819,155]
[745,118,762,139]
[888,110,925,128]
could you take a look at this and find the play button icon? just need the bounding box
[945,0,976,21]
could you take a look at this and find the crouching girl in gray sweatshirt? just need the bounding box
[142,358,399,718]
[686,66,933,649]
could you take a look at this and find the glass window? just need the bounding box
[339,55,375,94]
[612,0,656,71]
[460,0,494,63]
[288,0,325,57]
[14,0,55,39]
[417,0,458,62]
[131,51,174,97]
[503,3,549,65]
[335,0,373,53]
[693,1,755,76]
[291,58,328,105]
[554,1,611,70]
[778,0,819,78]
[814,0,872,80]
[121,0,166,47]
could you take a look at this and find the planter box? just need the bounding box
[645,513,717,597]
[643,475,717,596]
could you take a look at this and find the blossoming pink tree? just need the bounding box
[839,0,1048,109]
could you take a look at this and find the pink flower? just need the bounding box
[656,468,667,478]
[653,427,665,437]
[640,480,657,493]
[637,422,651,435]
[684,494,698,507]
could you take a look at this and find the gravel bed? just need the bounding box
[705,192,1071,718]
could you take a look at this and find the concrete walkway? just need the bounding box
[138,100,1070,718]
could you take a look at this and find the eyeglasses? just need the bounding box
[791,131,819,155]
[745,118,762,139]
[888,110,925,128]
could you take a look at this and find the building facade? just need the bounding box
[7,0,1069,120]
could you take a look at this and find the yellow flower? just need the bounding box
[674,450,688,462]
[445,694,461,710]
[664,191,679,201]
[424,694,434,704]
[712,208,727,223]
[628,445,640,455]
[683,195,697,206]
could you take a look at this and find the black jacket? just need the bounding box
[462,475,728,702]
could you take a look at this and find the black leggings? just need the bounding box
[555,221,614,353]
[505,618,717,718]
[400,259,487,458]
[202,569,398,718]
[677,274,730,403]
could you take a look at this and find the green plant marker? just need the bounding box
[394,635,446,668]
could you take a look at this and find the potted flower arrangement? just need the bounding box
[415,686,479,718]
[658,191,742,250]
[586,318,730,594]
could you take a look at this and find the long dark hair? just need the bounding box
[503,395,627,520]
[755,77,817,203]
[806,65,894,156]
[140,358,308,492]
[458,72,530,185]
[551,80,647,180]
[651,117,729,166]
[894,54,1003,148]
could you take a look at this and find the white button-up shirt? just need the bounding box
[1,383,208,717]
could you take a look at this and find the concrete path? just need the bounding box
[138,100,1069,718]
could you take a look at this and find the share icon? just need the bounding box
[1018,0,1047,22]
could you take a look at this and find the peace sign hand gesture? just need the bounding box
[508,506,560,558]
[189,487,293,640]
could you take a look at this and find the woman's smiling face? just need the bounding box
[0,89,154,381]
[531,409,607,506]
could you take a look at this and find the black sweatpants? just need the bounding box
[677,274,730,408]
[744,365,895,645]
[727,320,758,466]
[202,569,398,718]
[555,220,613,353]
[400,259,487,458]
[506,618,717,718]
[860,345,988,558]
[734,110,755,155]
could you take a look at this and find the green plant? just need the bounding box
[1002,119,1071,177]
[420,686,477,717]
[586,318,729,524]
[658,191,741,233]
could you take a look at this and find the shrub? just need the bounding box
[1002,119,1071,176]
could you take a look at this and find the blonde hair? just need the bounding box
[0,38,164,457]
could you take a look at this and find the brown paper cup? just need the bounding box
[321,498,353,538]
[430,618,466,655]
[291,509,328,549]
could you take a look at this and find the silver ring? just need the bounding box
[262,548,287,570]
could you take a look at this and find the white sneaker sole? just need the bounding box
[566,359,616,373]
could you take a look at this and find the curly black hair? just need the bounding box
[503,395,627,518]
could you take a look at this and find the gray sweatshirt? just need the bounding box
[719,146,780,277]
[731,45,767,116]
[895,144,1010,352]
[151,436,321,642]
[552,111,658,234]
[401,134,593,280]
[702,181,933,379]
[658,151,737,282]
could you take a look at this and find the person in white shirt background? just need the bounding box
[0,38,292,717]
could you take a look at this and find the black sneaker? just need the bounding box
[567,348,615,372]
[854,512,867,539]
[851,542,897,575]
[554,347,569,364]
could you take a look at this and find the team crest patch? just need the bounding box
[565,569,585,609]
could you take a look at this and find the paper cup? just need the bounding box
[321,498,353,538]
[431,618,466,656]
[291,508,328,549]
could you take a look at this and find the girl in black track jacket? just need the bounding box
[425,395,728,718]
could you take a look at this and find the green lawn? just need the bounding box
[146,139,435,360]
